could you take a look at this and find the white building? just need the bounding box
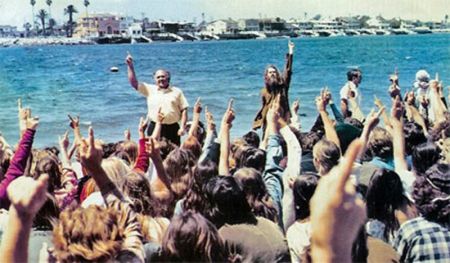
[238,19,259,31]
[206,19,238,34]
[128,23,142,38]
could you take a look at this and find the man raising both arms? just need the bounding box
[126,53,188,145]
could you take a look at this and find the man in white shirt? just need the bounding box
[340,68,362,118]
[126,54,188,145]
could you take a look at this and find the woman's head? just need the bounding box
[181,135,202,161]
[183,160,218,214]
[101,157,131,192]
[34,155,62,193]
[161,211,227,262]
[312,139,341,175]
[205,176,254,227]
[366,169,409,240]
[123,171,159,216]
[413,163,450,227]
[403,121,427,156]
[164,148,194,199]
[367,127,393,160]
[234,167,277,222]
[412,142,441,176]
[293,172,319,220]
[53,202,139,262]
[233,145,266,173]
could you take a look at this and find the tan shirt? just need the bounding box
[138,83,189,124]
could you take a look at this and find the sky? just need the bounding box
[0,0,449,29]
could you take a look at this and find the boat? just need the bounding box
[344,29,360,36]
[413,26,432,34]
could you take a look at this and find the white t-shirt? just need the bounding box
[137,83,189,124]
[340,81,360,105]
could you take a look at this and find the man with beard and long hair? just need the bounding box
[253,40,295,133]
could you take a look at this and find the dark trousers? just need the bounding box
[147,121,180,146]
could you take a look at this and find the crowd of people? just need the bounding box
[0,41,449,262]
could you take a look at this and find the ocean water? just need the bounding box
[0,34,449,147]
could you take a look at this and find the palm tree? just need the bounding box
[37,9,49,36]
[84,0,90,16]
[46,0,52,17]
[64,4,78,37]
[30,0,36,32]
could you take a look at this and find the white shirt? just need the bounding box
[137,83,189,124]
[340,81,361,105]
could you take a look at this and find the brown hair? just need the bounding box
[115,140,138,166]
[313,139,341,175]
[160,211,227,262]
[181,135,202,161]
[367,127,393,160]
[164,148,194,200]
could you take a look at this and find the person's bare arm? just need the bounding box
[374,96,392,131]
[177,108,188,137]
[391,96,408,174]
[317,90,340,149]
[188,98,202,138]
[126,53,139,90]
[218,99,235,176]
[146,138,172,203]
[58,131,72,169]
[359,107,384,159]
[151,107,164,140]
[68,115,83,146]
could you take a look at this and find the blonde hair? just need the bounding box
[52,201,142,262]
[101,157,130,192]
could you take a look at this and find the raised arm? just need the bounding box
[316,89,341,149]
[68,114,83,146]
[58,131,72,169]
[282,40,294,87]
[218,99,235,176]
[146,138,172,203]
[391,96,408,174]
[126,53,139,90]
[177,109,188,137]
[0,114,39,209]
[198,106,220,164]
[151,108,164,140]
[0,174,48,263]
[359,107,384,159]
[188,97,202,138]
[133,117,150,173]
[374,96,392,131]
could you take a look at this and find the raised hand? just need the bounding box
[26,113,39,130]
[374,95,384,109]
[267,94,282,124]
[310,140,366,262]
[365,107,385,132]
[405,91,416,105]
[17,98,28,121]
[124,128,131,141]
[205,106,216,132]
[391,95,404,121]
[78,127,103,172]
[68,114,80,129]
[58,131,70,150]
[193,97,202,115]
[288,40,295,54]
[125,52,134,68]
[291,99,300,114]
[7,174,49,219]
[315,95,326,113]
[221,99,235,127]
[322,87,332,105]
[145,137,161,159]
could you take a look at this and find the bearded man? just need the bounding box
[253,41,295,131]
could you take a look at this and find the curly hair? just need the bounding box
[52,201,142,262]
[412,142,441,176]
[412,163,450,227]
[234,167,277,222]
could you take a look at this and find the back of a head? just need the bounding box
[412,142,441,176]
[53,203,133,262]
[234,167,277,222]
[205,176,254,227]
[164,148,194,199]
[293,172,319,220]
[101,157,131,192]
[242,130,260,148]
[159,137,177,161]
[313,139,341,175]
[366,169,407,240]
[299,131,322,153]
[234,145,266,173]
[181,135,202,161]
[115,140,138,166]
[161,211,226,262]
[123,171,159,216]
[34,155,62,193]
[413,163,450,227]
[335,123,362,153]
[403,121,427,156]
[183,160,218,214]
[367,127,393,160]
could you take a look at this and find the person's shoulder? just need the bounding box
[170,86,183,92]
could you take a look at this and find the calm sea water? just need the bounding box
[0,34,449,147]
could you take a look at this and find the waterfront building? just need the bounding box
[206,19,238,34]
[0,25,19,37]
[237,19,260,31]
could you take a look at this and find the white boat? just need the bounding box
[413,26,432,34]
